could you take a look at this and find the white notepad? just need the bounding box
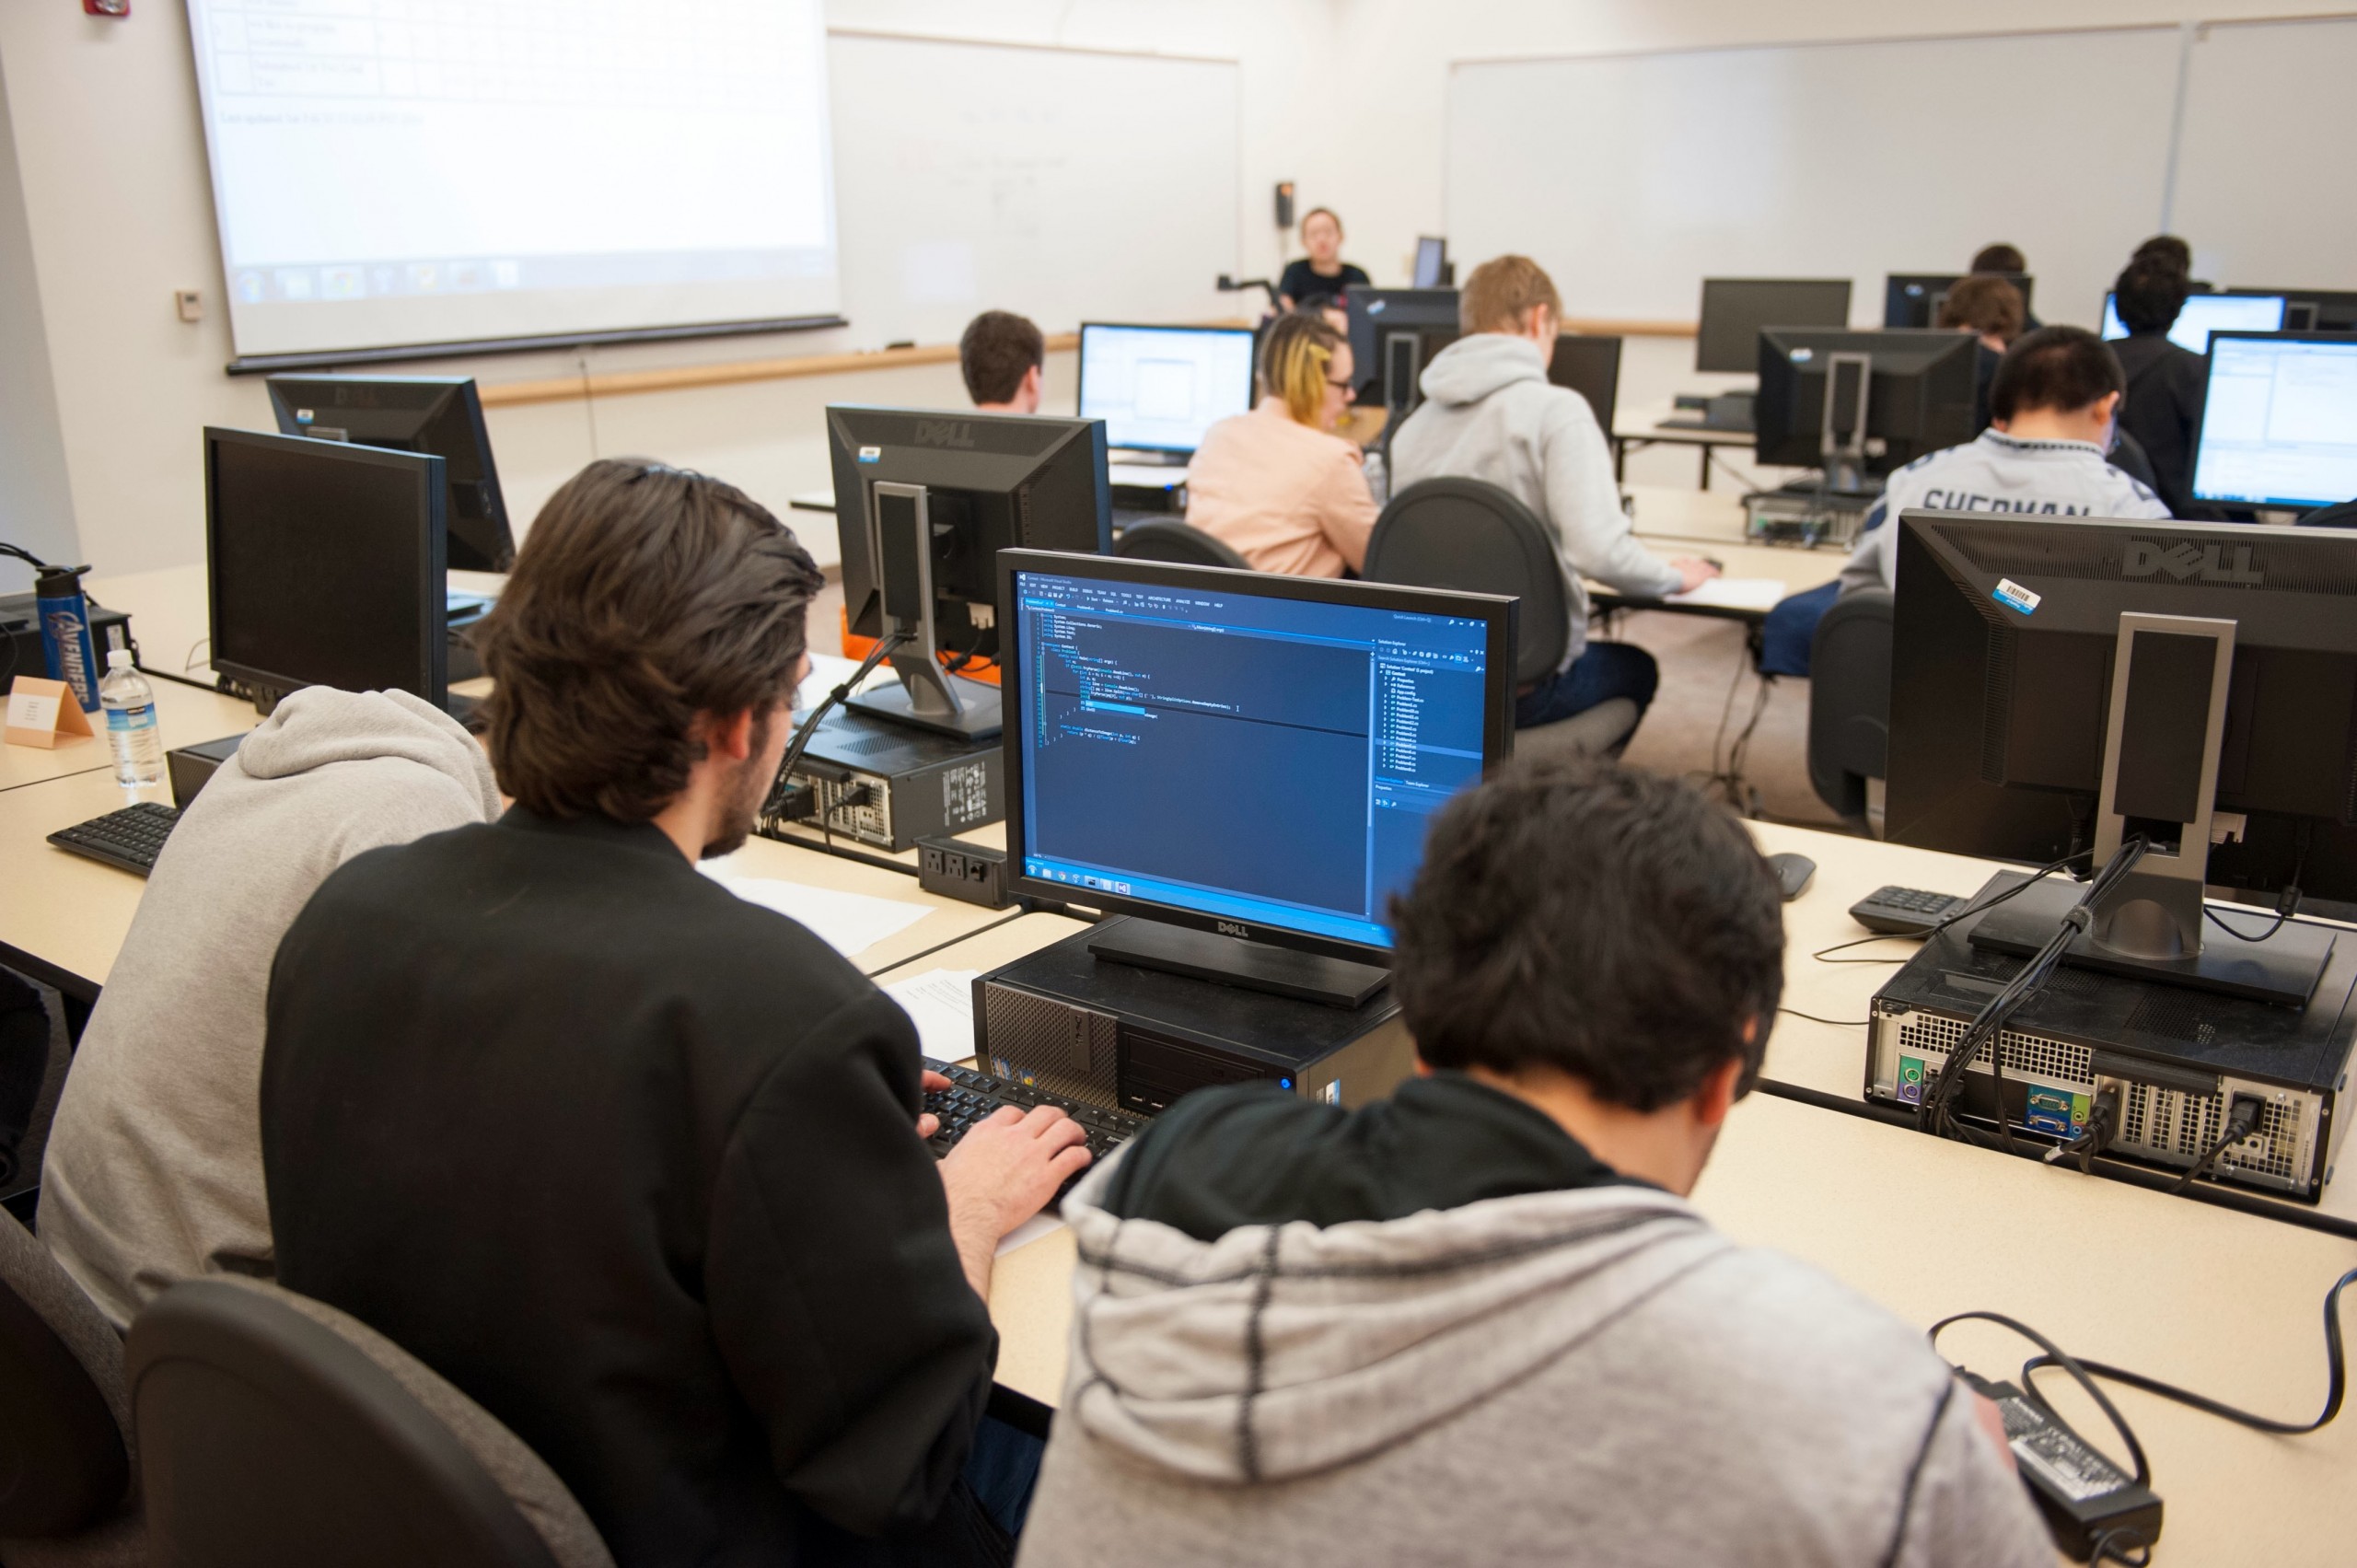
[882,969,981,1062]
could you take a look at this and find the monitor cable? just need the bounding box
[760,631,908,822]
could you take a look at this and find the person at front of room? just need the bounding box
[1837,326,2170,598]
[1014,757,2056,1568]
[1387,254,1716,736]
[1936,273,2026,435]
[2107,255,2210,517]
[1274,207,1370,311]
[261,460,1091,1568]
[1184,312,1378,578]
[961,308,1045,414]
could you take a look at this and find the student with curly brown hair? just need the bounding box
[261,459,1086,1567]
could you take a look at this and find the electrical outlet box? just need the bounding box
[174,288,203,322]
[918,836,1012,910]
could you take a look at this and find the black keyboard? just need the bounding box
[47,802,180,877]
[1848,885,1968,935]
[922,1058,1148,1187]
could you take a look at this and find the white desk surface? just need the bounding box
[1612,401,1759,447]
[2,677,254,795]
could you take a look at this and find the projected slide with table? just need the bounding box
[186,0,840,358]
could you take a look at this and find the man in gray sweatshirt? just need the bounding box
[1389,255,1717,736]
[1016,757,2055,1568]
[40,686,501,1327]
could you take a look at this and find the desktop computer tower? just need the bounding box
[772,705,1001,853]
[1863,878,2354,1202]
[976,918,1417,1118]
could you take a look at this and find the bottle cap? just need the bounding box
[108,649,135,670]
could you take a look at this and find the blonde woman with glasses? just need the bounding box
[1183,313,1377,577]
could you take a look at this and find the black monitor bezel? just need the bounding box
[1881,273,2034,329]
[203,425,447,707]
[261,372,512,572]
[1074,321,1259,454]
[995,548,1517,964]
[1696,277,1853,373]
[2191,331,2357,510]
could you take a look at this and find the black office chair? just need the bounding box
[1112,520,1250,569]
[0,1210,143,1566]
[127,1278,613,1568]
[1806,587,1893,830]
[1364,478,1638,756]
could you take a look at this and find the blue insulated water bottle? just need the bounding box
[34,564,102,712]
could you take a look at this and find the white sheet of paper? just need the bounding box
[1665,576,1788,611]
[995,1213,1067,1259]
[698,862,932,958]
[6,691,61,731]
[1108,462,1190,489]
[883,969,981,1063]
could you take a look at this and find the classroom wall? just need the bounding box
[0,67,76,596]
[0,0,1341,584]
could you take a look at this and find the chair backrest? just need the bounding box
[1112,519,1250,569]
[128,1278,613,1568]
[1365,478,1566,688]
[1806,587,1895,822]
[0,1212,131,1539]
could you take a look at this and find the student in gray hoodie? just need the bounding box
[1017,757,2055,1568]
[1389,255,1717,737]
[41,686,501,1327]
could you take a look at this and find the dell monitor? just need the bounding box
[1696,278,1852,374]
[205,427,447,714]
[1076,324,1256,455]
[998,550,1515,1003]
[1412,237,1449,289]
[2191,332,2357,512]
[828,405,1110,739]
[264,375,512,572]
[1550,334,1621,432]
[2101,291,2286,354]
[1347,288,1459,415]
[1886,510,2357,1004]
[1753,328,1980,487]
[1882,273,2034,330]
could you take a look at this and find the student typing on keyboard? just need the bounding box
[259,459,1081,1568]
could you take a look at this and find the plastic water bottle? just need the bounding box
[99,650,163,787]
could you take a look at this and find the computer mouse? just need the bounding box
[1767,853,1816,902]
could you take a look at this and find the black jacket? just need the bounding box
[2112,330,2208,517]
[261,809,996,1567]
[1276,258,1370,307]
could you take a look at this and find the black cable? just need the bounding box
[1777,1008,1870,1028]
[1931,1309,2153,1488]
[2204,884,2302,944]
[2018,1267,2356,1439]
[761,632,908,819]
[2087,1526,2154,1566]
[2168,1096,2265,1196]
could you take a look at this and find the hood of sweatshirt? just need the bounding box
[1055,1171,1731,1484]
[231,686,501,819]
[1414,332,1549,409]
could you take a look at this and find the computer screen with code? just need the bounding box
[2193,334,2357,509]
[1011,567,1492,948]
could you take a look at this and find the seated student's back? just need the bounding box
[1184,312,1376,578]
[1016,757,2054,1568]
[2107,257,2207,517]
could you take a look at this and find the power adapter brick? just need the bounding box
[918,836,1013,910]
[1959,1371,2162,1561]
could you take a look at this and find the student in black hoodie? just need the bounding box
[261,459,1089,1568]
[2110,255,2208,517]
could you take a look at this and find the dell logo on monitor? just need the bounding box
[911,419,977,450]
[2123,540,2263,585]
[1217,921,1252,939]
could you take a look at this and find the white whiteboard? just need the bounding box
[827,33,1240,348]
[1446,29,2185,331]
[2171,16,2357,292]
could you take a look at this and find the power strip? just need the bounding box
[1959,1371,2161,1560]
[918,836,1012,909]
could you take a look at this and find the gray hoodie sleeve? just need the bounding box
[1540,396,1684,598]
[1887,1381,2061,1568]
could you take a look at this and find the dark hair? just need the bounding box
[475,459,822,823]
[2131,234,2193,275]
[1387,757,1784,1111]
[1938,274,2026,343]
[959,310,1045,405]
[1293,291,1344,318]
[1971,243,2027,275]
[1991,326,2125,423]
[2113,257,2191,335]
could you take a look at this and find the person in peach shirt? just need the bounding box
[1183,313,1377,577]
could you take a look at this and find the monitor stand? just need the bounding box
[1087,919,1389,1009]
[842,479,1002,740]
[1970,880,2333,1008]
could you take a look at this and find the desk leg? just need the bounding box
[1699,447,1712,490]
[1614,436,1628,484]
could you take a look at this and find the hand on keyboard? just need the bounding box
[916,1068,954,1140]
[940,1103,1094,1241]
